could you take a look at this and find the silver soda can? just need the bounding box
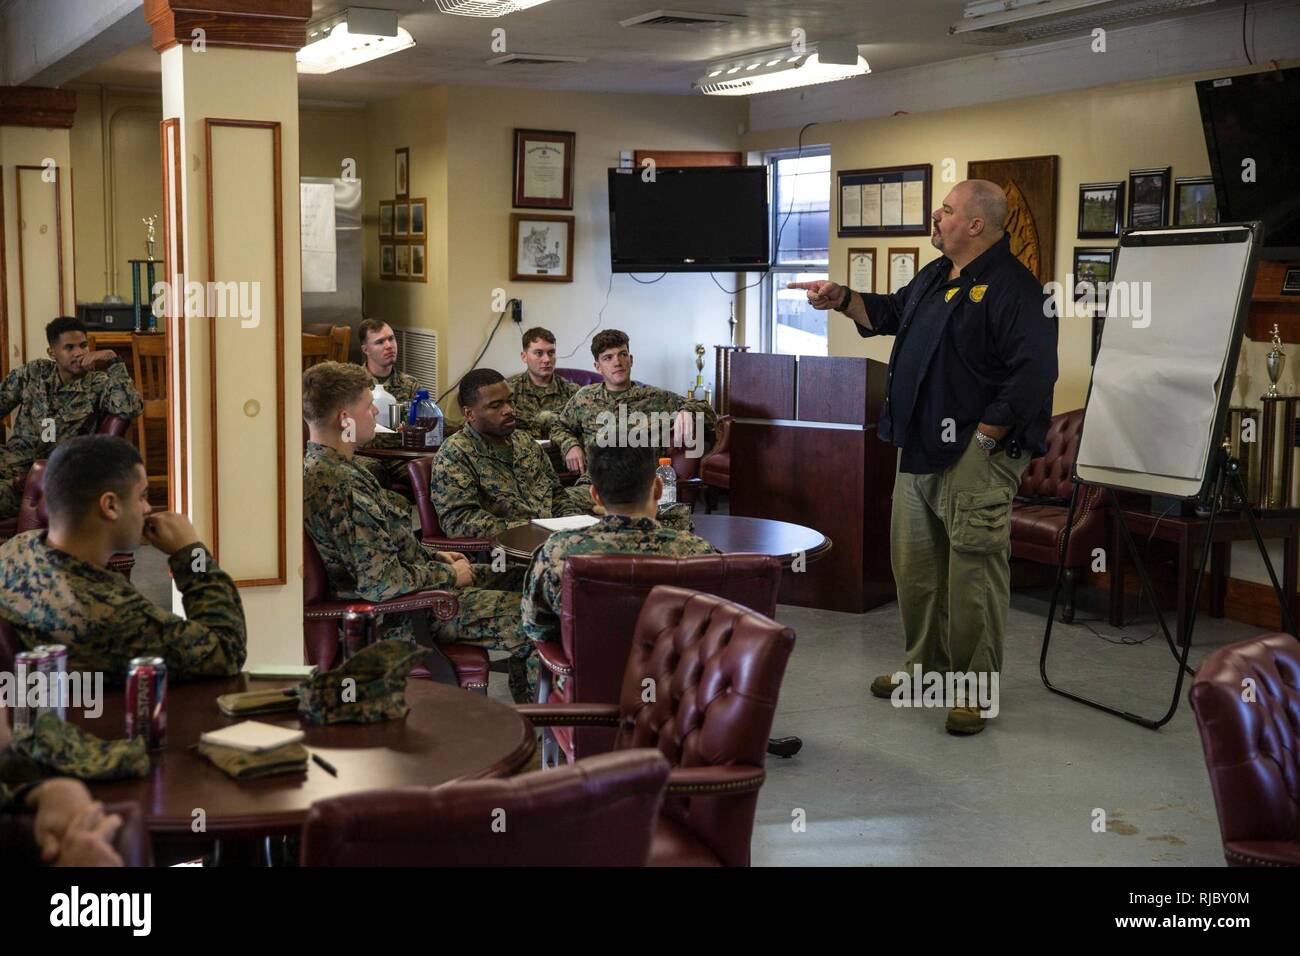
[125,656,167,749]
[34,644,68,720]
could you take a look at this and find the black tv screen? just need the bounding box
[608,166,770,273]
[1196,67,1300,259]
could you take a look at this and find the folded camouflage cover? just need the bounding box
[295,640,424,725]
[0,712,148,784]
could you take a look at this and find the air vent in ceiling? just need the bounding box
[620,9,747,30]
[486,53,590,65]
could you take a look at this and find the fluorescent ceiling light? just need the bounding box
[694,40,868,96]
[435,0,554,16]
[297,7,415,74]
[950,0,1217,39]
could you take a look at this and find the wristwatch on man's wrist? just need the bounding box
[974,430,998,453]
[834,286,855,313]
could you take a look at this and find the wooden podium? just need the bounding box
[728,352,895,613]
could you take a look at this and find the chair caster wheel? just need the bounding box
[767,736,802,758]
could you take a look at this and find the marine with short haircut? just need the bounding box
[431,367,585,541]
[0,435,247,680]
[505,326,579,441]
[358,318,419,404]
[521,443,718,648]
[0,317,143,519]
[301,361,537,703]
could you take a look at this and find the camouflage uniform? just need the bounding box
[430,423,585,541]
[0,531,246,683]
[0,359,144,519]
[521,513,718,647]
[303,440,536,703]
[550,383,717,505]
[506,371,579,441]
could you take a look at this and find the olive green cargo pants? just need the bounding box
[890,435,1031,678]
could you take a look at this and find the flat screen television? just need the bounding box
[608,166,770,273]
[1196,67,1300,259]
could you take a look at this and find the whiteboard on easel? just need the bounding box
[1075,223,1260,499]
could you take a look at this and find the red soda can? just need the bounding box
[125,656,167,749]
[33,644,68,720]
[12,650,45,736]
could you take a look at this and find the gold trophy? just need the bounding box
[1265,323,1286,397]
[689,344,710,404]
[142,215,158,262]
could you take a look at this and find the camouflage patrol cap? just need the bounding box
[295,639,425,725]
[0,712,149,784]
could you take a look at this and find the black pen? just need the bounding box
[311,753,338,777]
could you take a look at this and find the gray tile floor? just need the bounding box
[135,546,1247,867]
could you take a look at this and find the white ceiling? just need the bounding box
[70,0,1016,101]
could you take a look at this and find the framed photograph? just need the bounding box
[838,164,932,237]
[380,243,395,278]
[1174,176,1219,225]
[887,247,919,294]
[1077,181,1124,239]
[847,248,876,293]
[378,201,394,238]
[510,213,574,282]
[395,147,410,199]
[1127,166,1170,228]
[395,202,409,237]
[1072,246,1117,306]
[408,198,426,238]
[395,243,410,279]
[513,129,575,209]
[410,242,427,282]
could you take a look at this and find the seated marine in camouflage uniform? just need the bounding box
[0,435,247,681]
[550,329,717,507]
[431,367,586,544]
[301,361,537,704]
[356,318,421,485]
[505,326,580,443]
[0,316,143,520]
[522,444,718,648]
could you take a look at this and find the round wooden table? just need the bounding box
[493,513,832,567]
[355,445,437,462]
[75,676,535,840]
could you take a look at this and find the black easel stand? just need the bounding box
[1039,449,1297,729]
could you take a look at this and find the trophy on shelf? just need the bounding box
[129,215,162,333]
[1266,323,1286,397]
[1257,324,1296,510]
[687,344,711,404]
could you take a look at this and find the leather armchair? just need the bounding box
[555,368,602,387]
[0,799,153,867]
[698,414,732,512]
[1009,409,1108,622]
[536,553,781,767]
[0,460,135,577]
[300,749,669,866]
[301,529,489,692]
[406,456,494,556]
[1189,632,1300,866]
[520,585,795,866]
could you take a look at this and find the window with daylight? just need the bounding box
[764,149,831,356]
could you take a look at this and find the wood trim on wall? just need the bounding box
[144,0,311,54]
[0,88,77,129]
[160,118,183,514]
[204,117,286,588]
[14,166,66,362]
[632,150,743,168]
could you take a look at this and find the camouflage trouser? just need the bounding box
[890,435,1031,679]
[431,565,535,704]
[0,445,35,520]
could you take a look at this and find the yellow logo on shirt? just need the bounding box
[969,284,989,303]
[945,287,960,302]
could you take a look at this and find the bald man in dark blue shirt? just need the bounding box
[793,179,1057,735]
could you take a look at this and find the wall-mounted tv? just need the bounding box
[608,166,770,273]
[1196,67,1300,260]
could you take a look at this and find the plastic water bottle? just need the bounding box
[656,458,677,506]
[404,389,444,450]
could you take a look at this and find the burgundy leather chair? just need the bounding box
[1189,632,1300,866]
[536,553,782,767]
[301,529,490,692]
[555,368,602,387]
[1010,409,1108,622]
[698,415,732,513]
[1,798,153,867]
[0,460,135,577]
[300,749,669,866]
[521,585,795,866]
[405,456,494,557]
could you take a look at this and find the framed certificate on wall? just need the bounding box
[847,248,876,293]
[838,164,931,238]
[888,247,919,293]
[513,129,575,209]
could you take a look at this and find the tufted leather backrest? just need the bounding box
[556,367,602,387]
[15,460,48,533]
[406,456,444,537]
[300,749,670,866]
[1017,409,1085,501]
[1190,633,1300,859]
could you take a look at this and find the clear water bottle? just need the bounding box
[656,457,676,506]
[403,389,444,450]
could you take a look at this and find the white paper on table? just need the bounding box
[902,180,925,226]
[532,515,599,531]
[300,182,337,293]
[860,183,882,228]
[881,182,903,227]
[840,184,862,228]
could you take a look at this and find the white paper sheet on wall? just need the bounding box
[301,182,337,293]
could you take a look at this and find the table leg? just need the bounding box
[1109,513,1125,627]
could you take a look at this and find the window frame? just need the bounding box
[761,145,832,355]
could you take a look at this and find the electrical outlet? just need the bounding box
[510,299,523,324]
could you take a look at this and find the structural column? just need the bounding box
[147,0,311,664]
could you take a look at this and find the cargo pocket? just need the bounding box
[951,487,1013,554]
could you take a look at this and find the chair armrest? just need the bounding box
[534,640,572,676]
[421,535,494,554]
[515,703,620,727]
[304,591,459,623]
[1224,840,1300,867]
[701,415,733,464]
[666,764,766,796]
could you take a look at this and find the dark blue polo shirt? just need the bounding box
[856,234,1058,475]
